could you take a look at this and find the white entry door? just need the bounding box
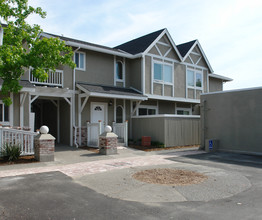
[90,102,107,132]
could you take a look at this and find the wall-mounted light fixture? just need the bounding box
[108,100,113,106]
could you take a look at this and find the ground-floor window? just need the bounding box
[138,105,157,116]
[0,101,9,124]
[116,105,123,123]
[176,107,191,115]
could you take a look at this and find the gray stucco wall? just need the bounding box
[201,88,262,154]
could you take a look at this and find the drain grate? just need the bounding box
[106,162,132,167]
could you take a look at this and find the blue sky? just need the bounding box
[28,0,262,90]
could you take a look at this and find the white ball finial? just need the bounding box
[104,125,112,133]
[40,125,49,134]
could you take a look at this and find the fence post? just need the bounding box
[125,120,128,146]
[0,126,2,152]
[98,120,102,135]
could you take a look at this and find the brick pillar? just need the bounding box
[99,126,118,155]
[34,134,55,162]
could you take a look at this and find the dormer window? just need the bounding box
[116,61,123,81]
[74,52,85,71]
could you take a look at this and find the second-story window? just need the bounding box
[154,63,173,84]
[116,61,123,81]
[74,52,85,71]
[187,70,203,89]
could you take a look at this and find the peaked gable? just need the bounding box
[114,29,165,55]
[178,40,213,73]
[147,33,180,61]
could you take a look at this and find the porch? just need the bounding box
[75,82,147,148]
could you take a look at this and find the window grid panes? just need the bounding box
[154,63,173,83]
[187,70,203,89]
[75,52,85,70]
[116,61,123,80]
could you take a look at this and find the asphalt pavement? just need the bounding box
[0,149,261,220]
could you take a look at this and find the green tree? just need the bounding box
[0,0,76,105]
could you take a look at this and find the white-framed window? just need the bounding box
[138,105,157,116]
[187,69,203,89]
[153,62,173,84]
[74,51,85,71]
[115,60,124,82]
[176,107,192,115]
[0,101,9,124]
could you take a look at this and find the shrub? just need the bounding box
[151,141,165,148]
[1,143,21,162]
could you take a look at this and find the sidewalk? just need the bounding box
[0,146,202,178]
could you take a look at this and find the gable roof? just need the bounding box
[177,39,214,73]
[177,40,197,57]
[114,29,165,55]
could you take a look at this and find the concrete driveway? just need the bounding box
[0,148,261,220]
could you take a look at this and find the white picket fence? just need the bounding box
[112,121,128,146]
[0,127,37,155]
[87,121,102,148]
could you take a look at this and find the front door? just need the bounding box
[90,102,107,132]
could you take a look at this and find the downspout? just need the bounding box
[73,47,80,148]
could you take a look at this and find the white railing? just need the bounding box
[30,69,63,87]
[113,121,128,146]
[0,127,37,156]
[87,121,102,148]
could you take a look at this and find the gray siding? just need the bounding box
[75,50,114,86]
[209,78,223,92]
[201,88,262,154]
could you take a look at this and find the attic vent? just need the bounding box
[94,106,102,111]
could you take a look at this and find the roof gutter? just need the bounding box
[209,73,233,82]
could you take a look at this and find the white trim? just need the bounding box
[186,68,204,99]
[146,94,200,104]
[202,86,262,95]
[132,114,200,119]
[164,47,172,57]
[155,44,162,56]
[150,56,153,94]
[57,100,60,143]
[182,40,214,73]
[153,60,173,84]
[115,60,124,83]
[143,29,183,61]
[209,73,233,81]
[74,51,86,71]
[114,98,116,122]
[190,51,201,56]
[149,53,180,64]
[113,56,116,86]
[188,55,194,64]
[157,41,170,47]
[142,54,145,95]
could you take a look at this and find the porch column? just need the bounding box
[20,92,28,128]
